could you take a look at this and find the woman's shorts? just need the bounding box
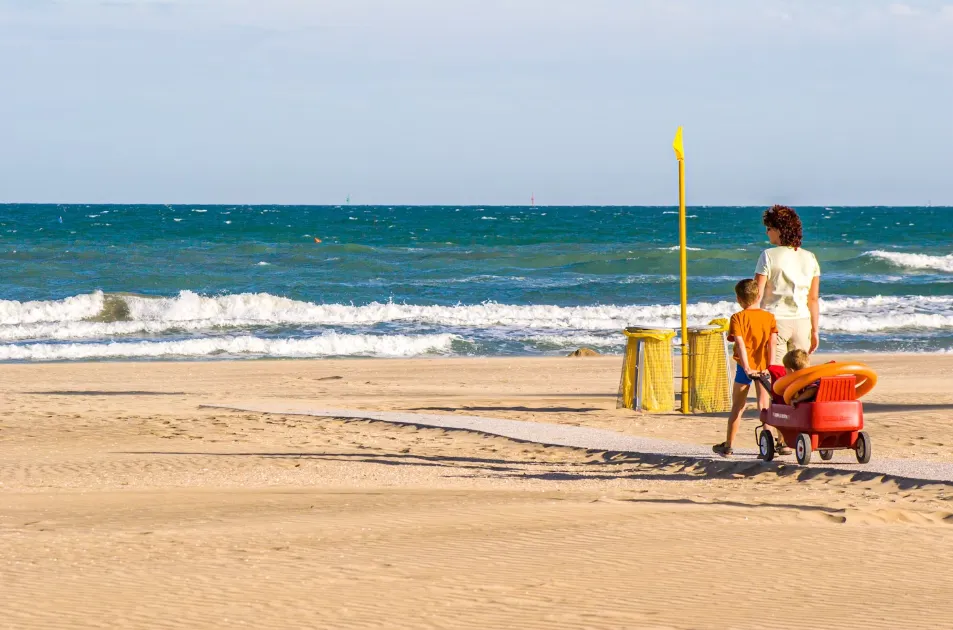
[775,317,812,359]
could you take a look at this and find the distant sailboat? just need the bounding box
[531,193,535,208]
[346,194,351,205]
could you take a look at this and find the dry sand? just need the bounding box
[3,354,953,629]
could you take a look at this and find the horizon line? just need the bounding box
[1,202,950,209]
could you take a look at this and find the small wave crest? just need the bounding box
[865,250,953,273]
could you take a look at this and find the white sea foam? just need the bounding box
[0,320,193,341]
[5,291,953,344]
[0,292,105,325]
[659,246,703,251]
[826,313,953,333]
[524,334,623,348]
[866,250,953,273]
[0,333,458,361]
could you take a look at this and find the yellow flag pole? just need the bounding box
[673,127,689,414]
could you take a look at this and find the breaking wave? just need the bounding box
[865,250,953,274]
[4,291,953,342]
[5,290,953,359]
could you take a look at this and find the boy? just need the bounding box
[712,279,778,457]
[782,349,819,404]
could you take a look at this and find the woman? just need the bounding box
[755,205,821,360]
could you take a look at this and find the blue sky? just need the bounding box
[1,0,952,205]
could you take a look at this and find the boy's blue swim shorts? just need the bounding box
[734,364,753,385]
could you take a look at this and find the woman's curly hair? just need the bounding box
[762,205,802,249]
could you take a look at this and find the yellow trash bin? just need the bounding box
[686,318,732,413]
[617,327,676,412]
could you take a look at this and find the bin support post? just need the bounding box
[635,340,645,411]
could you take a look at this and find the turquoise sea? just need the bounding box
[1,204,951,361]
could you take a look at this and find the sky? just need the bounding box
[1,0,952,206]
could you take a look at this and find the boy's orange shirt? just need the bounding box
[727,309,777,371]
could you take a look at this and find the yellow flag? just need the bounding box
[673,126,684,161]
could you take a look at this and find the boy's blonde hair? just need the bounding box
[734,279,759,308]
[783,349,810,371]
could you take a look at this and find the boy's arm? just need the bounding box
[768,331,778,366]
[734,337,752,373]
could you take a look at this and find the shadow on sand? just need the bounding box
[122,442,949,492]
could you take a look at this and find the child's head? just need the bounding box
[783,349,810,372]
[734,279,759,308]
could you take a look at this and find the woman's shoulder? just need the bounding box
[765,245,816,259]
[794,246,820,266]
[759,246,788,263]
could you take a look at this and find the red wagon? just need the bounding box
[757,363,878,466]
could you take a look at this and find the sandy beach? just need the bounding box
[2,354,953,629]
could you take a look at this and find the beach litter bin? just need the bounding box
[617,328,676,412]
[686,318,732,413]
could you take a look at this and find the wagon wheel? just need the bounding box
[795,433,812,466]
[855,431,872,464]
[759,429,775,462]
[819,449,834,461]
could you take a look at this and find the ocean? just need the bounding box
[1,204,950,361]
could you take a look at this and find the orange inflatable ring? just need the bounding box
[772,362,878,405]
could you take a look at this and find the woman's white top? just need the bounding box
[755,246,821,320]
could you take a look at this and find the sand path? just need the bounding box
[209,403,953,485]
